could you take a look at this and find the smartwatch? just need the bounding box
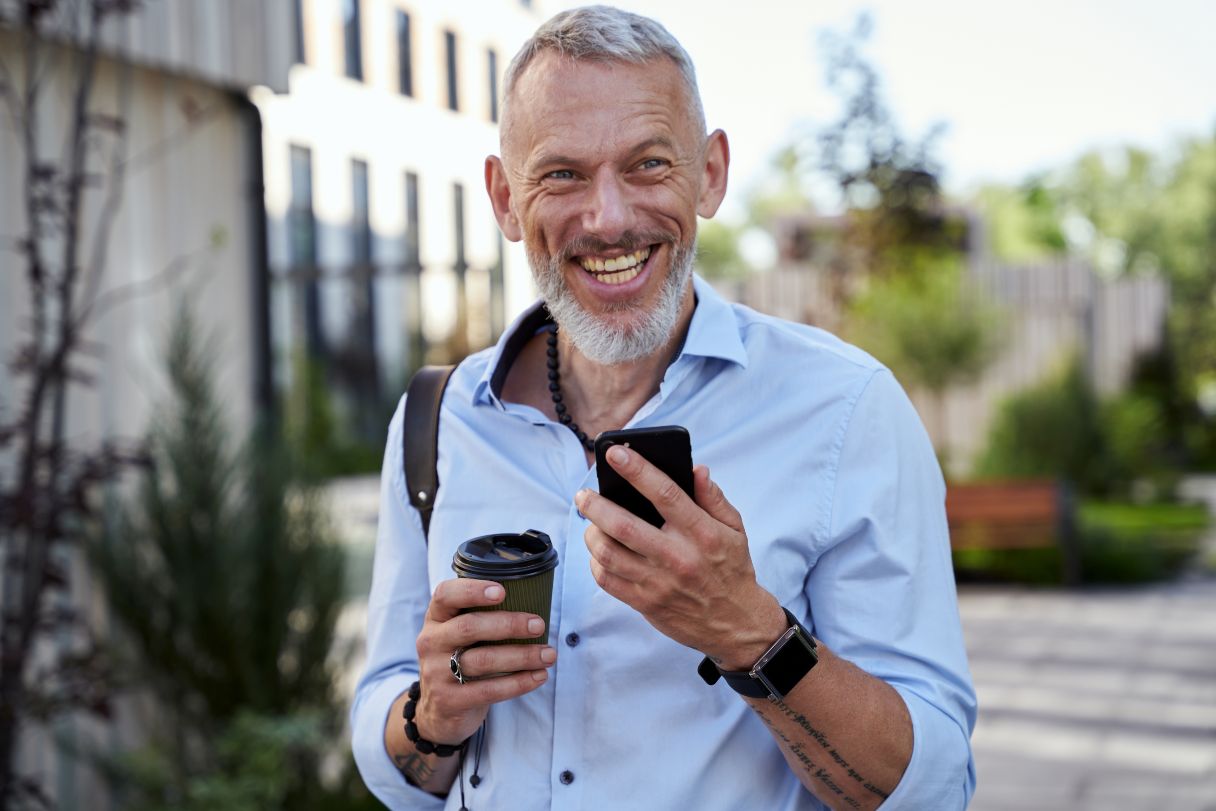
[698,607,818,700]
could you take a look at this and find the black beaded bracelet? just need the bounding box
[403,681,467,757]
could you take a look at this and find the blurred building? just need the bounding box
[255,0,544,443]
[1,4,294,808]
[1,1,549,806]
[0,1,293,458]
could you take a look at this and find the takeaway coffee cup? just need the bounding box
[452,529,559,645]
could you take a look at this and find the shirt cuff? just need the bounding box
[351,671,446,810]
[880,685,976,809]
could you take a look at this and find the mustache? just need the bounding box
[556,231,677,264]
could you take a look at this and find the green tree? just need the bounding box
[93,308,370,809]
[846,255,1002,462]
[974,178,1068,263]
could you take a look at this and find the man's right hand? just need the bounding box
[413,577,556,745]
[385,577,557,792]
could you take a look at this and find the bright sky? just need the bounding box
[550,0,1216,222]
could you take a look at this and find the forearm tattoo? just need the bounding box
[754,701,890,808]
[394,752,435,787]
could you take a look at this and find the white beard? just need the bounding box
[529,240,695,366]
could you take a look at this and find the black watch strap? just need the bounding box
[698,608,818,700]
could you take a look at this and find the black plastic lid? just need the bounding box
[452,530,558,580]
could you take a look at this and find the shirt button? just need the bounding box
[565,632,580,647]
[559,770,575,785]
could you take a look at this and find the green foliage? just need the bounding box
[282,350,384,478]
[93,308,362,808]
[953,501,1208,586]
[977,348,1203,497]
[977,135,1216,468]
[974,179,1068,263]
[113,712,380,811]
[975,358,1109,494]
[846,254,1001,393]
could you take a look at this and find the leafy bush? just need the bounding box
[975,358,1111,494]
[93,309,367,808]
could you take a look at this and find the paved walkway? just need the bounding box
[961,577,1216,810]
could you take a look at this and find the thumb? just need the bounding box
[693,465,744,533]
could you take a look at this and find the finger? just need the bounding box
[437,611,549,650]
[577,486,663,559]
[693,465,745,532]
[589,553,643,606]
[456,644,557,680]
[428,578,506,622]
[603,443,700,528]
[441,668,550,708]
[584,523,648,583]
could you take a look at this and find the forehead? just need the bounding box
[505,53,698,166]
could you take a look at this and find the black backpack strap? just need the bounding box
[403,364,456,542]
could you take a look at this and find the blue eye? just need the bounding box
[639,159,667,170]
[545,170,575,180]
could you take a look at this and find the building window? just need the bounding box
[404,171,421,272]
[351,159,371,271]
[397,10,413,96]
[343,0,363,81]
[348,158,380,417]
[453,181,466,273]
[444,30,459,111]
[289,145,324,356]
[487,47,499,123]
[293,0,306,64]
[404,170,425,370]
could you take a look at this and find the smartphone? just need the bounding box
[594,425,694,528]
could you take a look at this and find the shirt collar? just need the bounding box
[472,273,748,406]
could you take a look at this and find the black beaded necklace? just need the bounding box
[545,324,595,452]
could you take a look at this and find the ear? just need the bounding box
[696,129,730,219]
[485,155,523,242]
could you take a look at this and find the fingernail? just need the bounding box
[528,618,545,635]
[608,445,628,464]
[485,585,505,601]
[540,647,557,664]
[532,669,548,682]
[575,489,589,510]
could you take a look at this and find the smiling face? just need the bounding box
[486,53,729,365]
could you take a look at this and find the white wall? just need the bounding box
[0,31,261,453]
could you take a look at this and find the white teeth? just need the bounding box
[597,266,641,285]
[578,246,652,275]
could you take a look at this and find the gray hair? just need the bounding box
[502,5,706,140]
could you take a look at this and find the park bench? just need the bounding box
[945,479,1081,585]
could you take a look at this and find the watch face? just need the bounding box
[759,630,818,699]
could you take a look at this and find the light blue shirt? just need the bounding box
[351,275,977,810]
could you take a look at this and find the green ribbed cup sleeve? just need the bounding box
[461,568,555,645]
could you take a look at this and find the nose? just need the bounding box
[580,166,635,243]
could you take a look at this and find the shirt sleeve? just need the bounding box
[349,396,446,810]
[808,369,977,809]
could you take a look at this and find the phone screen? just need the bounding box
[594,426,694,528]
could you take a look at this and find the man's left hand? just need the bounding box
[576,444,785,670]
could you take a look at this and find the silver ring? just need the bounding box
[450,648,467,684]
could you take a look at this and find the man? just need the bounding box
[352,6,976,810]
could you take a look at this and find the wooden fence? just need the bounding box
[713,259,1169,475]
